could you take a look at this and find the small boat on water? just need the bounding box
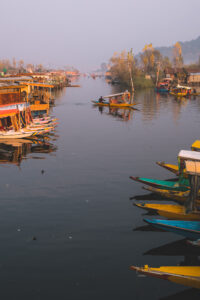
[143,186,191,204]
[144,218,200,241]
[130,176,189,191]
[155,78,172,93]
[130,265,200,289]
[92,91,136,108]
[170,85,192,97]
[134,203,200,220]
[0,130,34,139]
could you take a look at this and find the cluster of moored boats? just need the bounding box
[130,140,200,290]
[156,79,199,97]
[0,105,57,139]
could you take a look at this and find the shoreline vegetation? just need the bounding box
[107,42,200,90]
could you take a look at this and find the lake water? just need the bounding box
[0,77,200,299]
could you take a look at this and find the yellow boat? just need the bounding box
[92,91,136,108]
[191,140,200,151]
[144,186,188,203]
[170,85,191,97]
[156,161,179,175]
[130,265,200,289]
[134,203,200,220]
[92,101,136,108]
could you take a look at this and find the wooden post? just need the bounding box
[127,50,134,104]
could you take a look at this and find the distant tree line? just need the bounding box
[0,58,47,75]
[108,41,196,89]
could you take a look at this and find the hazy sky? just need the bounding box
[1,0,200,71]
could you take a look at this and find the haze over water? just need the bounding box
[0,77,200,299]
[1,0,200,70]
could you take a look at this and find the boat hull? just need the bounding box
[0,132,33,139]
[92,101,136,108]
[130,176,189,192]
[130,265,200,289]
[144,219,200,240]
[134,203,200,220]
[156,161,179,175]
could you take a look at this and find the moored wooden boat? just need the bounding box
[0,131,34,139]
[156,161,179,175]
[130,150,200,192]
[144,219,200,240]
[155,141,200,177]
[134,203,200,220]
[130,265,200,289]
[130,176,189,192]
[143,186,189,203]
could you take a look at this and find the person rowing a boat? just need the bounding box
[99,96,104,103]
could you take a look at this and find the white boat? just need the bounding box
[0,130,33,139]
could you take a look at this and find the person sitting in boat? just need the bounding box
[99,96,104,103]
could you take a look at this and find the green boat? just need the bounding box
[130,176,189,192]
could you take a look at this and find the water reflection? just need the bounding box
[0,137,57,166]
[160,288,200,300]
[94,106,134,122]
[144,239,200,258]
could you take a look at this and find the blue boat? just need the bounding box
[155,87,169,93]
[144,219,200,240]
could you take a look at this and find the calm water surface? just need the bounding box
[0,77,200,299]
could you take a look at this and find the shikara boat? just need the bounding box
[143,186,189,203]
[130,176,189,192]
[130,150,200,192]
[0,130,34,139]
[191,140,200,151]
[134,203,200,220]
[156,140,200,176]
[92,91,136,108]
[130,265,200,289]
[155,79,171,93]
[156,161,179,175]
[144,219,200,240]
[170,85,191,97]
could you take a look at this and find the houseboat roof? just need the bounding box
[0,83,27,90]
[0,109,18,118]
[22,82,54,88]
[0,76,33,82]
[178,150,200,161]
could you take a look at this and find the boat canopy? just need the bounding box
[178,150,200,161]
[185,160,200,176]
[176,85,191,90]
[103,92,129,99]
